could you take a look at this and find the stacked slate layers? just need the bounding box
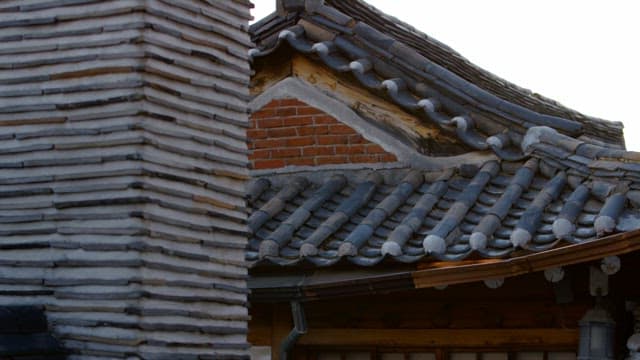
[0,0,251,358]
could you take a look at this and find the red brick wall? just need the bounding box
[248,99,397,170]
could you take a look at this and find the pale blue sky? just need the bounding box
[252,1,640,149]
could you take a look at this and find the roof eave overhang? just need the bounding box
[249,228,640,302]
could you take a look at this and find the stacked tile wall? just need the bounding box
[0,0,251,358]
[248,99,397,169]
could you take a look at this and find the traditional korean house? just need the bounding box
[246,1,640,359]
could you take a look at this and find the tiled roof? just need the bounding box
[246,127,640,268]
[247,1,639,270]
[250,0,625,158]
[324,0,624,145]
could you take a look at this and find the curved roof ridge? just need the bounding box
[246,154,640,268]
[341,0,462,57]
[253,0,624,148]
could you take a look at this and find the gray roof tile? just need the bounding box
[248,143,640,267]
[595,192,627,236]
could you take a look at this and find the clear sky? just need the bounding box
[251,1,640,150]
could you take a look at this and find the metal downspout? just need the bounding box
[280,301,307,360]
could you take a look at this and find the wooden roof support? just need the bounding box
[250,229,640,301]
[412,228,640,289]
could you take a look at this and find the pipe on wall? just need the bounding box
[280,301,308,360]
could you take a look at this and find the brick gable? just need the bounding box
[248,99,397,170]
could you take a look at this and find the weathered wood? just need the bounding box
[412,229,640,289]
[251,50,293,96]
[249,268,593,355]
[290,54,463,155]
[251,229,640,302]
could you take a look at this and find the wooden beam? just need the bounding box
[247,304,272,346]
[298,328,578,348]
[412,229,640,289]
[251,52,292,96]
[250,229,640,301]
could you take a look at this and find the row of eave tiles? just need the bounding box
[246,159,639,267]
